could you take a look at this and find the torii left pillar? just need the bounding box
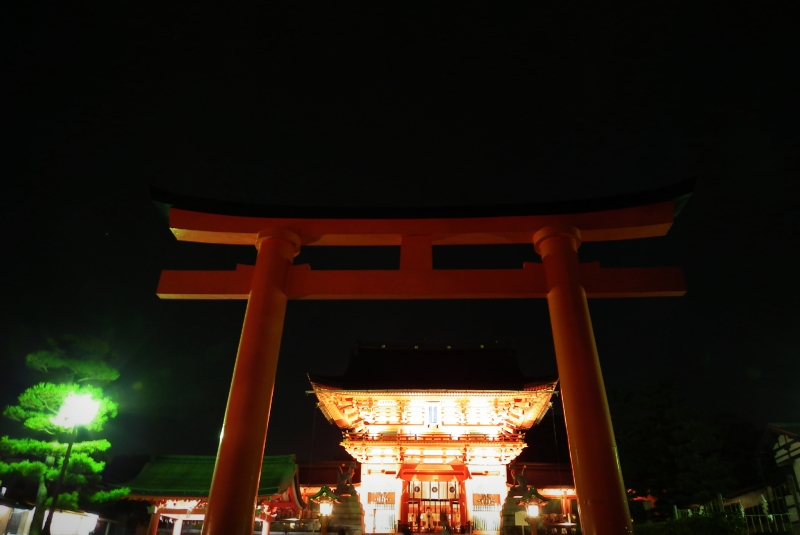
[201,228,300,535]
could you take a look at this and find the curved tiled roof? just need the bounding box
[123,454,298,498]
[308,343,555,391]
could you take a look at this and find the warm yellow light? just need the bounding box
[320,502,333,516]
[51,393,100,428]
[526,504,540,517]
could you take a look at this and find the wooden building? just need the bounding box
[308,343,559,534]
[123,455,304,535]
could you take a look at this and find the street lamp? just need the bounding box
[308,485,340,535]
[319,501,334,517]
[524,503,540,518]
[517,487,548,535]
[41,392,100,535]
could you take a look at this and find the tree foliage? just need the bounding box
[0,336,128,534]
[25,335,120,384]
[3,383,118,434]
[609,380,762,509]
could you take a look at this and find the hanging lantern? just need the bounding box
[525,503,540,518]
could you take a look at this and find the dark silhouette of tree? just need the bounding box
[609,380,760,510]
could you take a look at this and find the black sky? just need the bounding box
[1,2,798,464]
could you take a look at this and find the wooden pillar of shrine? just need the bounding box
[147,510,161,535]
[400,482,410,529]
[534,225,632,535]
[202,229,301,535]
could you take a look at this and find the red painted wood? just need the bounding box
[166,200,675,246]
[201,229,300,535]
[400,235,433,270]
[147,512,161,535]
[157,263,685,300]
[535,225,633,535]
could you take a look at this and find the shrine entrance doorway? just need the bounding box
[406,479,463,533]
[407,500,461,533]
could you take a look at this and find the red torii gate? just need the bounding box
[153,180,692,535]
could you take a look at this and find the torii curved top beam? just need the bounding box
[150,178,694,246]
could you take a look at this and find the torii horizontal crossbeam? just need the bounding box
[157,262,685,300]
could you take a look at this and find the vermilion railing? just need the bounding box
[342,433,525,443]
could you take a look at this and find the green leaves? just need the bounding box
[3,383,118,434]
[89,488,130,503]
[70,440,112,454]
[61,452,106,475]
[26,335,121,384]
[0,335,125,517]
[1,437,61,456]
[0,437,111,457]
[45,490,80,510]
[0,460,48,478]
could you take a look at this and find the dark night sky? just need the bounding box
[1,2,798,467]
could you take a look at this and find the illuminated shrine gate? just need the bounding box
[308,343,558,534]
[152,180,691,535]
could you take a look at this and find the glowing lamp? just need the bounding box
[525,504,540,517]
[51,393,100,428]
[517,487,548,521]
[307,484,341,535]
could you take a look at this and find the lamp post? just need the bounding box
[308,485,340,535]
[41,392,100,535]
[518,488,548,535]
[320,500,333,535]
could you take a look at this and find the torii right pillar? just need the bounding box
[535,225,631,534]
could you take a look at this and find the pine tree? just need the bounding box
[0,336,128,535]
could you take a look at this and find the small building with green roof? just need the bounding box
[123,454,304,535]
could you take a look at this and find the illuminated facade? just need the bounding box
[309,343,557,533]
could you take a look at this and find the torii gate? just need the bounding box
[152,179,692,535]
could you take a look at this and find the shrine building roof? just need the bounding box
[308,343,555,391]
[122,454,299,499]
